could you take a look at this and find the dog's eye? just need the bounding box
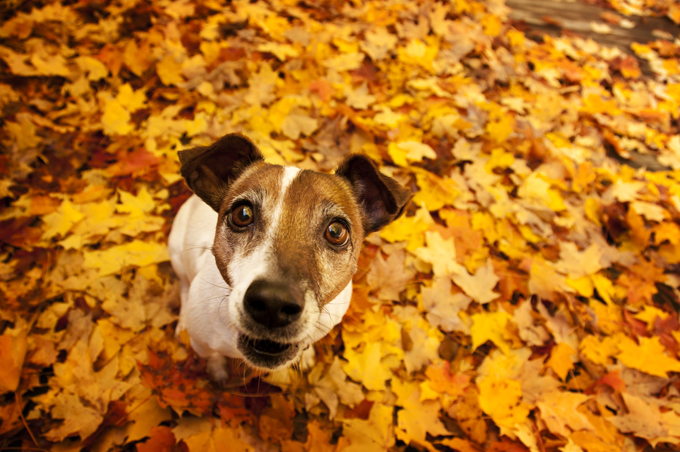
[325,222,348,246]
[232,204,254,227]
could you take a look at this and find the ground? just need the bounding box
[1,0,680,451]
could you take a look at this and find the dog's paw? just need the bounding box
[207,354,229,382]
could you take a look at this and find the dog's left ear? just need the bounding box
[336,155,412,234]
[178,134,264,211]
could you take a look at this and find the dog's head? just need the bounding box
[179,134,411,370]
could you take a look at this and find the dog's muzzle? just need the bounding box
[238,279,306,368]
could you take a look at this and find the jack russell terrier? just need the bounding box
[169,133,411,380]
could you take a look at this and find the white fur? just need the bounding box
[168,167,352,375]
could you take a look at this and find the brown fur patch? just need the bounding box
[274,170,364,307]
[211,162,284,287]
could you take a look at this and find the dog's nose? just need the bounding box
[244,280,304,328]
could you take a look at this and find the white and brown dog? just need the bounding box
[169,134,411,380]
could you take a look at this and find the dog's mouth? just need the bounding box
[245,337,293,356]
[238,334,300,368]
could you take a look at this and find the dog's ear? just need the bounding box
[178,134,264,211]
[335,155,412,234]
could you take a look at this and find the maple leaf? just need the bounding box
[478,376,530,430]
[340,403,395,452]
[367,248,415,302]
[546,342,576,381]
[536,391,594,438]
[83,240,169,276]
[470,311,514,355]
[183,424,253,452]
[608,393,680,446]
[392,379,450,447]
[615,335,680,378]
[342,342,394,391]
[421,277,472,333]
[413,231,459,277]
[137,426,176,452]
[0,319,28,393]
[451,259,500,304]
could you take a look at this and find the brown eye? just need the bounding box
[325,222,348,246]
[232,204,254,227]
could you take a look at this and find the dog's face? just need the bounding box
[179,134,411,370]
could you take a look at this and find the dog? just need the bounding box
[168,133,411,380]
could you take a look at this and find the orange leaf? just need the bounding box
[136,426,176,452]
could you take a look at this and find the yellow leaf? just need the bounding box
[536,391,594,438]
[183,426,253,452]
[322,52,364,71]
[451,260,499,304]
[546,343,575,380]
[123,40,153,76]
[387,141,437,167]
[345,82,376,109]
[281,113,318,139]
[30,47,70,76]
[258,42,300,61]
[411,168,459,211]
[470,311,514,355]
[439,437,479,452]
[116,83,146,112]
[43,392,103,441]
[341,403,395,452]
[478,376,529,429]
[481,14,502,36]
[83,240,169,276]
[392,379,449,446]
[0,320,28,393]
[77,56,108,81]
[413,231,458,277]
[566,276,594,297]
[485,148,515,173]
[584,197,601,225]
[102,98,134,136]
[5,112,42,150]
[342,342,393,391]
[518,173,565,211]
[156,54,184,86]
[117,187,155,217]
[616,336,680,378]
[373,106,406,128]
[379,206,433,251]
[126,389,173,442]
[579,335,619,366]
[608,393,680,447]
[631,201,667,222]
[486,114,514,144]
[634,305,669,330]
[41,199,85,240]
[397,38,439,72]
[580,94,621,116]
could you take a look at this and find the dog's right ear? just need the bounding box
[336,155,412,234]
[178,133,264,211]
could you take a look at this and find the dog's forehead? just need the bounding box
[284,169,357,213]
[227,164,358,215]
[224,162,282,203]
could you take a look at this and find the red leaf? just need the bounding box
[136,426,175,452]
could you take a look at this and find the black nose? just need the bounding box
[243,280,304,328]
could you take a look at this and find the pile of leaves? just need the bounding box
[1,0,680,451]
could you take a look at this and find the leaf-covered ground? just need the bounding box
[1,0,680,451]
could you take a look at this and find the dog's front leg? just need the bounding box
[206,353,229,382]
